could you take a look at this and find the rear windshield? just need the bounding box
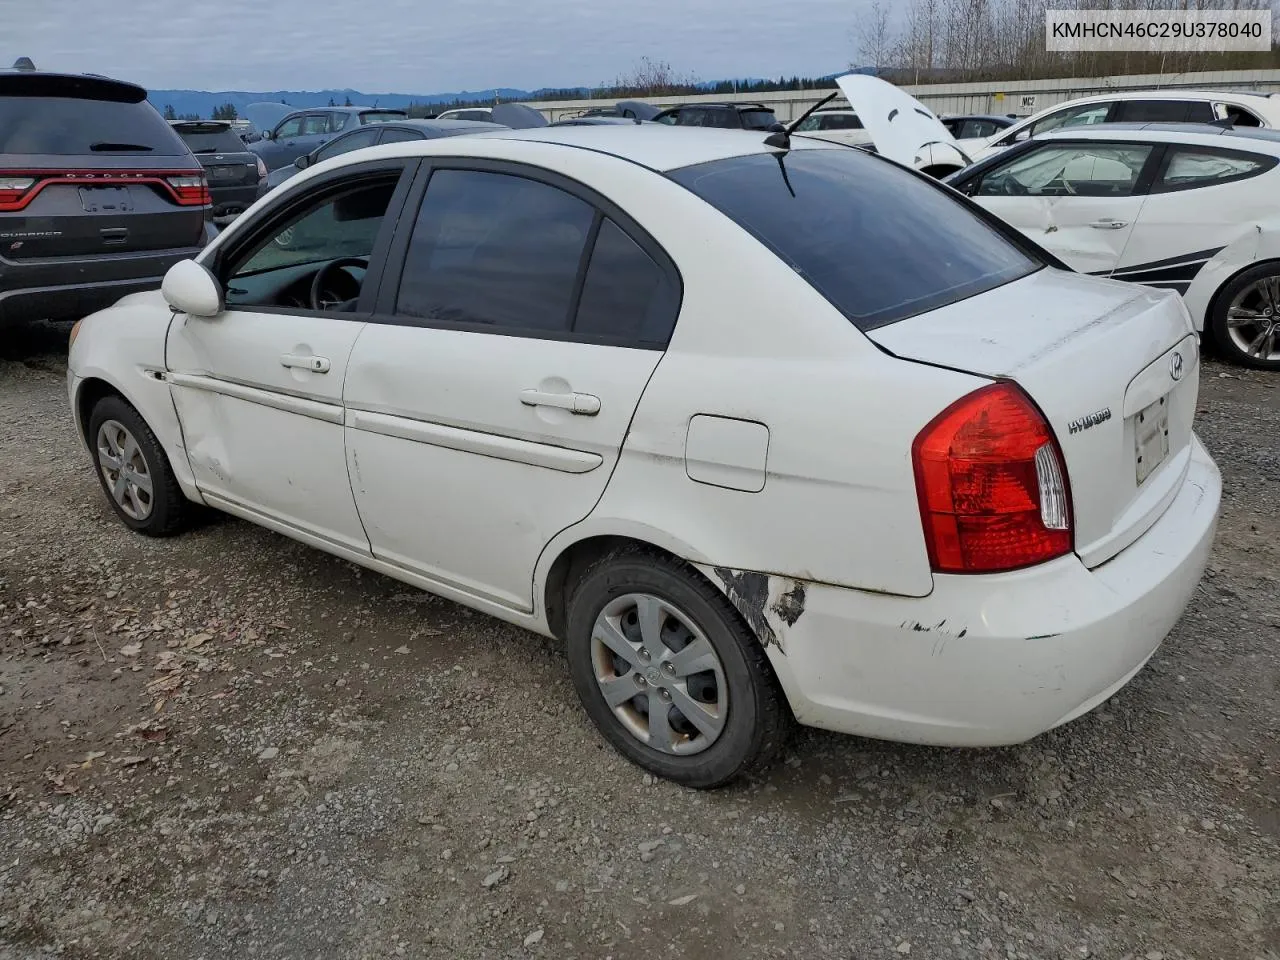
[173,125,245,154]
[360,111,408,125]
[0,96,188,156]
[739,110,778,130]
[668,149,1040,331]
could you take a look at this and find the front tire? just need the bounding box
[565,549,788,788]
[87,395,192,536]
[1209,263,1280,370]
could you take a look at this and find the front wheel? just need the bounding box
[565,549,789,788]
[1208,263,1280,370]
[87,395,192,536]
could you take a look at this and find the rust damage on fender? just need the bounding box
[712,567,807,654]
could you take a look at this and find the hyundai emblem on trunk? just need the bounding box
[1170,352,1185,381]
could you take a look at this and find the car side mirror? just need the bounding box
[1013,129,1031,142]
[162,260,223,318]
[295,153,311,169]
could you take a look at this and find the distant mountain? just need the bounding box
[147,71,863,120]
[146,86,588,119]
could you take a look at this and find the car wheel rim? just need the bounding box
[96,420,154,521]
[1227,277,1280,362]
[590,593,728,756]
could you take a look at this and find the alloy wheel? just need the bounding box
[590,593,728,756]
[1226,276,1280,362]
[96,419,154,521]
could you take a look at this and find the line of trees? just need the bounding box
[857,0,1280,85]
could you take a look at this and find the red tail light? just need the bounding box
[912,382,1072,574]
[164,174,211,206]
[0,170,210,210]
[0,176,36,208]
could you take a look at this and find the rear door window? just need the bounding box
[739,110,777,130]
[670,149,1039,331]
[395,169,595,332]
[0,96,188,156]
[1154,146,1276,192]
[1113,100,1200,123]
[378,128,426,144]
[301,115,331,136]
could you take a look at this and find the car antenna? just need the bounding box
[764,90,840,150]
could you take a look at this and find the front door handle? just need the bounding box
[1089,218,1129,229]
[281,353,331,373]
[520,388,600,416]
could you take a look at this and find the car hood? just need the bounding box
[243,102,293,134]
[617,100,661,121]
[834,74,972,170]
[491,103,547,129]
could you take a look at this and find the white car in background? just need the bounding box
[947,123,1280,369]
[65,114,1218,787]
[956,89,1280,163]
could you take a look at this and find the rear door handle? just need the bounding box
[281,353,331,373]
[520,388,600,416]
[1089,219,1129,229]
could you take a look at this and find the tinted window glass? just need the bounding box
[317,128,379,162]
[740,110,778,130]
[958,119,998,139]
[173,124,244,154]
[0,97,187,156]
[1029,102,1111,136]
[670,150,1038,331]
[379,128,425,144]
[976,144,1153,197]
[575,220,677,344]
[396,169,594,331]
[361,111,407,125]
[821,113,863,130]
[1114,100,1193,123]
[1157,147,1274,190]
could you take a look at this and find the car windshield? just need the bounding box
[668,149,1041,331]
[174,125,245,153]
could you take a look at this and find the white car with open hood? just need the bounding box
[946,124,1280,369]
[65,119,1219,787]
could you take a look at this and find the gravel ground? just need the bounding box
[1,325,1277,960]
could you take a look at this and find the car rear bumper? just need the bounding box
[0,245,204,325]
[209,183,263,223]
[747,435,1220,747]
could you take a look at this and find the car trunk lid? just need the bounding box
[868,267,1199,568]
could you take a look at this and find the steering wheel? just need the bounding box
[310,257,368,311]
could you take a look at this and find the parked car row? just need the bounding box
[66,73,1222,790]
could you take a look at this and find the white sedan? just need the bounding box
[67,123,1220,787]
[947,124,1280,369]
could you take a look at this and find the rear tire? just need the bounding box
[1208,262,1280,370]
[87,395,192,537]
[565,548,789,788]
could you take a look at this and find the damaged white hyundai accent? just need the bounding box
[67,101,1220,787]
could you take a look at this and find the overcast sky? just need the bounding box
[5,0,866,94]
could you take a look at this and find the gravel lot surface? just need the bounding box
[1,323,1277,960]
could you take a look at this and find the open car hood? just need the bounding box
[834,74,971,170]
[243,102,293,134]
[617,100,661,121]
[491,103,548,130]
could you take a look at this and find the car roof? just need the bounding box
[660,102,772,112]
[1035,121,1280,152]
[443,123,832,171]
[383,118,508,134]
[1054,88,1277,104]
